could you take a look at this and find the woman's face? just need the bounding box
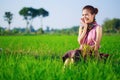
[82,9,95,23]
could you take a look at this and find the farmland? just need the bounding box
[0,35,120,80]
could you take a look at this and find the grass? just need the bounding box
[0,35,120,80]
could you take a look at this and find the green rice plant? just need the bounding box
[0,35,120,80]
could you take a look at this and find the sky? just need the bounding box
[0,0,120,30]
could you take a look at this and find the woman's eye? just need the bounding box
[85,14,88,16]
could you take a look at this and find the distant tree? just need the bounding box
[29,7,38,32]
[45,26,50,32]
[103,18,120,33]
[12,28,20,34]
[112,18,120,33]
[29,25,35,32]
[20,28,26,33]
[0,27,5,35]
[19,7,30,32]
[19,7,37,33]
[37,8,49,29]
[4,12,13,31]
[37,28,44,34]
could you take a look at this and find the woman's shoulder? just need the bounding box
[94,22,102,32]
[96,24,102,32]
[96,25,102,29]
[95,22,102,29]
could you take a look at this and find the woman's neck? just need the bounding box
[87,21,96,32]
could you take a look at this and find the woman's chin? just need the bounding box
[85,21,92,24]
[84,20,89,23]
[85,21,89,24]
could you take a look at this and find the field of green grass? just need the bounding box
[0,35,120,80]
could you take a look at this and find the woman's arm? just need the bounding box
[94,26,102,51]
[78,26,87,44]
[78,18,88,45]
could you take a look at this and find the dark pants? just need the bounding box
[62,49,109,62]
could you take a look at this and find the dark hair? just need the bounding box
[82,5,98,15]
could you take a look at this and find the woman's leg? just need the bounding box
[64,58,74,68]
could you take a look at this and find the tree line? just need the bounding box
[102,18,120,33]
[0,6,120,35]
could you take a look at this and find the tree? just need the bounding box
[19,7,30,33]
[29,25,35,32]
[4,12,13,31]
[112,18,120,33]
[12,28,20,34]
[28,7,38,31]
[45,26,50,32]
[103,18,120,33]
[37,28,44,34]
[0,26,5,35]
[19,7,37,33]
[37,8,49,29]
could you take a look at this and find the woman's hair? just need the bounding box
[82,5,98,15]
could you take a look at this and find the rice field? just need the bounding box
[0,34,120,80]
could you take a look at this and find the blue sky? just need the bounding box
[0,0,120,30]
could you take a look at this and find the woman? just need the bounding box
[78,5,101,56]
[62,5,108,66]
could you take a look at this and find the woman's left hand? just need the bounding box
[93,40,98,51]
[93,40,100,57]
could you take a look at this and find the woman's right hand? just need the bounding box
[80,18,88,30]
[78,18,88,44]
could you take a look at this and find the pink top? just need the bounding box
[80,22,100,50]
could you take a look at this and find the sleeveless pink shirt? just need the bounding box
[80,22,100,50]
